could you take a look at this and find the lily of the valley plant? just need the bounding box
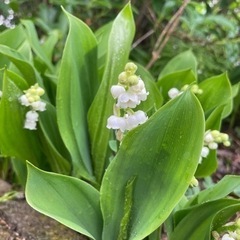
[0,3,240,240]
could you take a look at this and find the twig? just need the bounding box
[132,29,154,48]
[146,0,190,70]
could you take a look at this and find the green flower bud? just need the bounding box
[181,84,189,91]
[211,130,220,138]
[191,84,199,93]
[28,88,37,95]
[36,87,45,96]
[128,75,139,86]
[220,133,229,141]
[190,176,198,187]
[124,62,137,75]
[28,96,35,103]
[223,140,231,147]
[118,72,128,85]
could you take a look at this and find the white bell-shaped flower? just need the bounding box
[19,95,30,106]
[168,88,180,99]
[24,119,37,130]
[31,101,46,111]
[116,92,140,109]
[208,142,218,150]
[110,85,126,99]
[107,115,127,132]
[126,110,148,130]
[222,233,236,240]
[201,146,210,158]
[26,110,39,122]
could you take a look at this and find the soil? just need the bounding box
[0,189,87,240]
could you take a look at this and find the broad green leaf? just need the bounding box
[0,44,40,85]
[100,91,205,240]
[21,20,54,73]
[56,9,98,180]
[197,72,232,115]
[39,102,71,174]
[41,30,59,61]
[170,199,240,240]
[157,69,196,101]
[25,163,103,240]
[188,175,240,206]
[0,70,44,167]
[88,3,135,183]
[95,21,112,80]
[158,50,197,79]
[0,25,26,80]
[0,25,25,49]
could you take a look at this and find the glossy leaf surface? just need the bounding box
[100,91,204,240]
[158,50,197,79]
[26,163,102,240]
[56,9,98,180]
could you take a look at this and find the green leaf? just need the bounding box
[100,91,205,240]
[197,72,232,116]
[0,26,26,79]
[135,63,163,114]
[56,8,98,180]
[158,50,198,80]
[0,44,40,85]
[88,3,135,183]
[39,102,71,174]
[25,162,103,240]
[0,70,43,167]
[95,21,112,80]
[21,20,54,73]
[188,175,240,206]
[157,69,196,101]
[170,199,240,240]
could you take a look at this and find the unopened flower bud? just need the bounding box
[220,133,229,141]
[118,72,128,85]
[181,84,189,91]
[36,87,45,96]
[124,62,137,75]
[28,96,35,103]
[223,141,231,147]
[128,75,139,86]
[211,130,220,138]
[190,176,198,187]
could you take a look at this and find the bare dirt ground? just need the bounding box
[0,198,87,240]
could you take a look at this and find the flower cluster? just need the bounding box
[19,83,46,130]
[212,218,240,240]
[107,62,148,141]
[168,84,203,99]
[199,130,230,163]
